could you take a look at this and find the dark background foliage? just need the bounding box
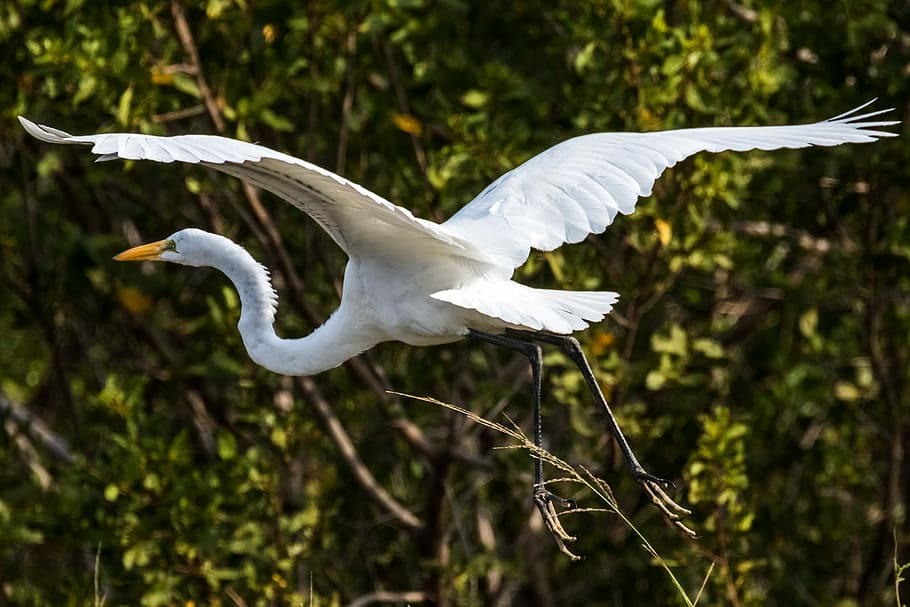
[1,1,908,605]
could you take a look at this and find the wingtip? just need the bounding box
[827,98,879,122]
[18,115,42,138]
[17,116,74,143]
[827,99,899,125]
[823,100,901,140]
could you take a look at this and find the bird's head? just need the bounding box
[113,228,226,268]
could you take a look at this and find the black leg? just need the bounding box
[506,330,694,529]
[469,330,580,557]
[468,330,544,484]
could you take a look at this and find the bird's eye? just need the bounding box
[164,239,178,253]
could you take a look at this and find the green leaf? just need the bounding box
[693,338,725,359]
[171,73,201,98]
[217,431,238,461]
[799,308,818,338]
[645,370,666,390]
[104,484,120,501]
[651,323,688,357]
[573,41,598,74]
[834,381,860,401]
[259,108,294,132]
[460,89,488,109]
[116,83,133,127]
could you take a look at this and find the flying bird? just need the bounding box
[19,101,898,552]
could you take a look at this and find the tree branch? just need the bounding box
[345,590,426,607]
[170,0,224,132]
[0,390,74,464]
[297,377,422,530]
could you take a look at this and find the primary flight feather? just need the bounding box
[19,101,899,554]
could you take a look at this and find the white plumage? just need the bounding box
[442,101,897,267]
[19,101,898,550]
[18,101,897,371]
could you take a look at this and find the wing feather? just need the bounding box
[442,101,898,267]
[431,282,618,334]
[19,102,897,273]
[17,117,480,261]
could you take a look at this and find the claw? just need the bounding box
[633,471,697,538]
[533,486,582,561]
[633,468,676,490]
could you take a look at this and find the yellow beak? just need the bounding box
[113,239,171,262]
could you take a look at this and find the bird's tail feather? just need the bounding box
[431,282,618,334]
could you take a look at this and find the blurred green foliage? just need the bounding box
[1,0,908,605]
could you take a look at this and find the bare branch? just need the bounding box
[151,105,207,123]
[379,34,430,185]
[186,390,216,455]
[0,390,74,464]
[336,28,358,175]
[170,0,225,132]
[4,418,53,490]
[345,590,427,607]
[297,377,422,530]
[721,0,758,24]
[707,219,859,254]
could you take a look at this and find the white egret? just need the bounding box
[19,101,898,550]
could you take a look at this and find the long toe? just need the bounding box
[641,479,697,538]
[532,487,581,560]
[633,468,676,491]
[534,486,576,509]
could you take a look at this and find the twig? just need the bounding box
[861,292,906,598]
[396,392,708,601]
[379,34,430,186]
[720,0,759,24]
[336,28,358,174]
[345,590,426,607]
[895,529,908,607]
[170,0,224,132]
[151,105,207,123]
[0,390,74,463]
[93,542,107,607]
[707,219,858,254]
[4,418,53,490]
[692,561,717,605]
[194,192,226,235]
[297,377,422,530]
[225,586,247,607]
[186,389,216,455]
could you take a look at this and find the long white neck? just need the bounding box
[200,236,378,376]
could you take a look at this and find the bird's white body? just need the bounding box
[19,101,899,550]
[19,102,898,376]
[167,228,565,375]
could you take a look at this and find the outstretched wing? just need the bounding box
[17,117,478,261]
[442,101,899,268]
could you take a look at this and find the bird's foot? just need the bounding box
[533,485,582,561]
[633,468,697,538]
